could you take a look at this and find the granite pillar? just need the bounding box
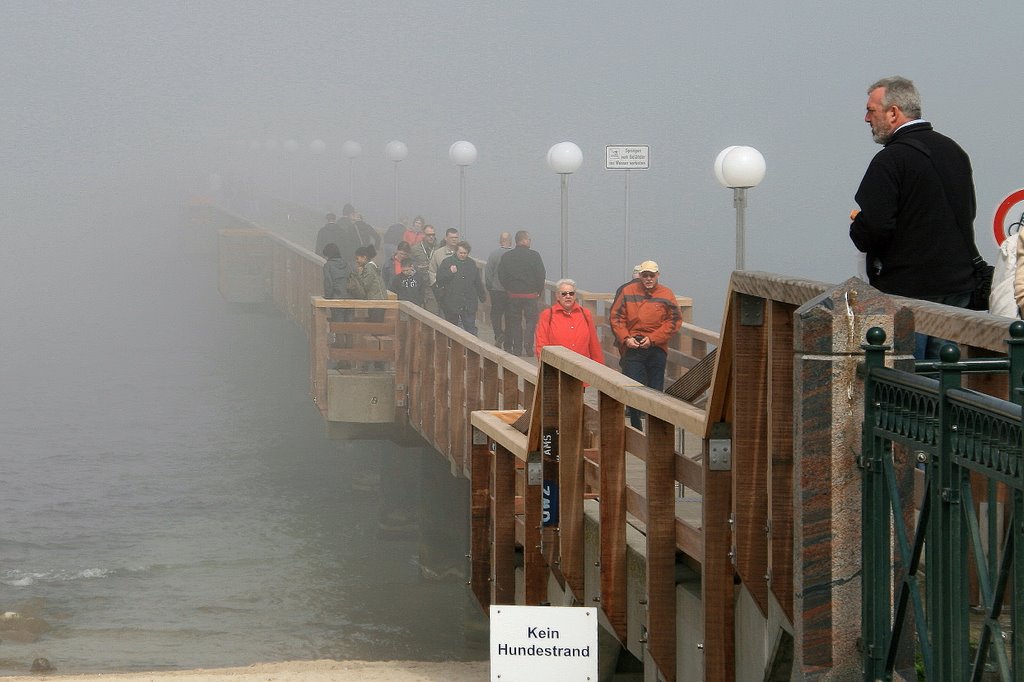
[791,278,914,680]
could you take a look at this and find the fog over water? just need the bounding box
[4,2,1023,327]
[2,0,1023,674]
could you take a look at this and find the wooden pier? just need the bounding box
[194,199,1020,681]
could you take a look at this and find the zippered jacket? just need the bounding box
[609,281,682,351]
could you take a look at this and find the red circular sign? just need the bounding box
[993,188,1024,244]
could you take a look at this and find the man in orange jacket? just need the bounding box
[609,260,682,428]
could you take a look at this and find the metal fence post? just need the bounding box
[933,343,968,680]
[860,326,890,682]
[1008,321,1024,677]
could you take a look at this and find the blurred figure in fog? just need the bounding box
[484,231,513,350]
[389,257,428,308]
[403,215,427,245]
[386,240,412,290]
[498,230,545,356]
[381,221,406,265]
[316,213,358,262]
[411,225,437,272]
[321,242,350,322]
[435,241,486,335]
[347,245,386,323]
[427,228,460,315]
[345,205,380,256]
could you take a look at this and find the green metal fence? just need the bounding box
[860,322,1024,681]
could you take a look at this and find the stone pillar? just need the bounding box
[791,278,914,680]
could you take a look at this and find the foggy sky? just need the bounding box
[3,0,1023,329]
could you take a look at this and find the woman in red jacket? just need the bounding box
[534,279,604,364]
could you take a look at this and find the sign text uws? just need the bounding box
[541,429,558,526]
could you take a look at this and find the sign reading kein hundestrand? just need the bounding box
[605,144,650,170]
[490,605,597,681]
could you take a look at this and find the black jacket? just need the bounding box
[497,245,545,295]
[435,256,486,315]
[850,122,977,298]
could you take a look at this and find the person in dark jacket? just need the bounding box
[498,230,546,355]
[389,257,428,307]
[484,231,514,350]
[347,206,381,254]
[850,75,978,358]
[322,243,352,367]
[435,241,486,335]
[316,213,359,262]
[321,242,350,322]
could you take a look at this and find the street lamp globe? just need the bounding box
[714,145,766,271]
[385,140,408,224]
[283,139,298,153]
[343,140,362,159]
[385,140,408,162]
[449,140,478,167]
[309,139,326,155]
[449,141,477,237]
[546,141,583,278]
[546,141,583,174]
[718,145,766,189]
[714,145,739,187]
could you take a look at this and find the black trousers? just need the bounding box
[506,296,539,355]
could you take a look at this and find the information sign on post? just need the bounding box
[606,145,650,278]
[605,145,650,170]
[490,605,598,681]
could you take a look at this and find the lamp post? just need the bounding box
[546,141,583,279]
[715,145,766,270]
[385,140,408,225]
[310,138,326,208]
[342,140,361,204]
[449,140,477,239]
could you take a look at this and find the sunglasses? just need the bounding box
[558,291,576,297]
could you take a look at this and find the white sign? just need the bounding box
[605,144,650,170]
[490,605,598,681]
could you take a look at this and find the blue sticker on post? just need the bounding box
[542,480,559,527]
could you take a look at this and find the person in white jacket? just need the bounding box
[989,232,1018,317]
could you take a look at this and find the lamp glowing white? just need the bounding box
[546,142,583,279]
[343,140,361,204]
[715,145,766,270]
[385,141,408,224]
[449,141,477,238]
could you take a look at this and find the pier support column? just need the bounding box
[791,277,914,680]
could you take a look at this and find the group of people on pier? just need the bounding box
[316,209,684,426]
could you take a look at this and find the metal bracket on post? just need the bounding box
[527,451,542,486]
[708,422,732,471]
[738,293,764,327]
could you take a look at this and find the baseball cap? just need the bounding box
[638,260,659,274]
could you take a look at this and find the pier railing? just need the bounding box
[200,200,1024,681]
[861,325,1024,681]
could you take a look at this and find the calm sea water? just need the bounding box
[0,221,487,674]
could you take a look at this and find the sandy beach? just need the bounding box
[0,660,489,682]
